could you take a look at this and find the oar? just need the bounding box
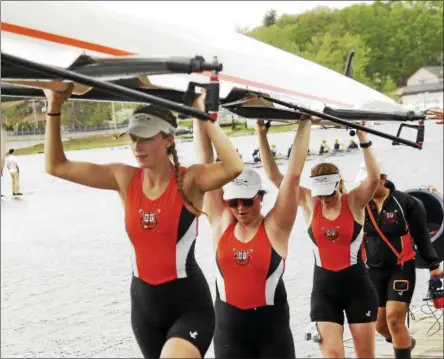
[1,52,215,122]
[260,96,423,149]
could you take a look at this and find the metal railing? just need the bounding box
[6,123,128,136]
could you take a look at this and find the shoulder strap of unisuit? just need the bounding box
[366,203,405,265]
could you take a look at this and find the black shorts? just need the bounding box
[214,298,295,358]
[310,263,378,325]
[130,274,215,358]
[368,259,416,307]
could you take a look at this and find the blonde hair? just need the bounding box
[311,162,346,194]
[133,105,203,215]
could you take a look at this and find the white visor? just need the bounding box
[223,168,263,200]
[311,173,341,197]
[120,113,176,138]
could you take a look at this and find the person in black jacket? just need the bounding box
[357,171,443,359]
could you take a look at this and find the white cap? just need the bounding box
[311,173,341,197]
[120,113,176,138]
[355,160,385,184]
[223,168,263,200]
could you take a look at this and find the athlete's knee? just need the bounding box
[386,311,406,333]
[322,346,344,358]
[160,338,201,358]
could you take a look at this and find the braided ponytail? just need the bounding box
[168,143,206,215]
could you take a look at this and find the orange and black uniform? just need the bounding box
[214,221,295,358]
[363,189,440,306]
[308,194,378,325]
[125,168,215,358]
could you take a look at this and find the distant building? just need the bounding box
[400,66,443,111]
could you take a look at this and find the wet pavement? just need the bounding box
[1,123,443,358]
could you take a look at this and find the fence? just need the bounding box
[6,123,128,137]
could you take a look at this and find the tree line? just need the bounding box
[249,0,443,96]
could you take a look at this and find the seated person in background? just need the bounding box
[319,140,330,155]
[333,139,341,151]
[333,138,345,152]
[252,148,261,163]
[348,138,359,151]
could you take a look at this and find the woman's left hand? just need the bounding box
[430,266,444,279]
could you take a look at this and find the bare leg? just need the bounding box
[375,307,392,340]
[160,337,201,359]
[349,322,376,358]
[386,301,411,359]
[317,322,345,358]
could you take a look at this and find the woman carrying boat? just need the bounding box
[43,84,244,359]
[355,170,443,359]
[260,121,380,358]
[194,117,312,358]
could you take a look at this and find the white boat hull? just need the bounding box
[1,1,405,113]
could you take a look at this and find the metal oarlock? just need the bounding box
[180,56,221,121]
[205,56,221,121]
[393,120,425,148]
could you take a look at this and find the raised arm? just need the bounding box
[265,119,312,251]
[259,120,313,212]
[191,96,238,225]
[188,95,243,215]
[349,124,380,209]
[43,84,126,191]
[257,120,283,186]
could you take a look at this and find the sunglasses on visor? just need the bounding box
[227,198,255,208]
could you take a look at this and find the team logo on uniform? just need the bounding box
[233,248,253,265]
[138,209,161,230]
[383,210,399,224]
[322,226,340,242]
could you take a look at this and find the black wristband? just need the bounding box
[46,112,61,117]
[360,141,372,148]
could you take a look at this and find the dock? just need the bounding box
[342,307,443,358]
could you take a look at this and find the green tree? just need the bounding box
[301,27,373,87]
[262,9,277,27]
[248,1,444,94]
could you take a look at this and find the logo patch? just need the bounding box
[383,210,399,224]
[138,209,161,230]
[233,248,253,265]
[232,178,249,186]
[321,226,340,242]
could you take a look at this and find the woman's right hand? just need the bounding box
[43,83,74,112]
[256,119,270,135]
